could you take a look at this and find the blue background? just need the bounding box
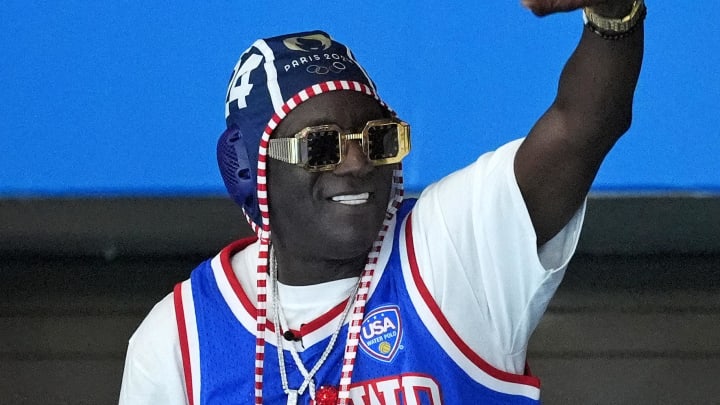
[2,2,718,196]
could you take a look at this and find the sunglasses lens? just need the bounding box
[306,130,341,167]
[367,123,400,160]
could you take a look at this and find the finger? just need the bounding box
[521,0,600,16]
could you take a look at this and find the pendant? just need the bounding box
[286,389,298,405]
[314,385,339,405]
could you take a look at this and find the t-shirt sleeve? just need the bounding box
[410,138,586,373]
[119,292,188,405]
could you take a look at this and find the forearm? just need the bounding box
[516,0,646,244]
[554,1,645,149]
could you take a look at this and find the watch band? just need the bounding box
[584,0,647,39]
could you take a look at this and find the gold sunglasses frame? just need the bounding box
[267,118,411,172]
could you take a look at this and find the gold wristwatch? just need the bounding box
[584,0,647,38]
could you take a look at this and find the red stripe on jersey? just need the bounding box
[173,283,194,405]
[404,213,541,389]
[217,239,350,336]
[220,238,260,318]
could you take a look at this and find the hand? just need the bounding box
[521,0,600,16]
[521,0,634,17]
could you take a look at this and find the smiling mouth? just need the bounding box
[330,192,371,205]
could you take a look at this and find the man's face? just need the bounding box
[267,91,395,263]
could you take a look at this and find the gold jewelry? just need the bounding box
[584,0,646,40]
[268,118,411,172]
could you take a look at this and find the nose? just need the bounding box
[333,140,373,177]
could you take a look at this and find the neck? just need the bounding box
[271,245,368,286]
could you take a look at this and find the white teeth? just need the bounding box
[331,193,370,205]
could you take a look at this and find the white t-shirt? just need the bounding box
[119,138,585,404]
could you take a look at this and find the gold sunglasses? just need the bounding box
[268,118,411,172]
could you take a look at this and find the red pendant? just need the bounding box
[314,385,339,405]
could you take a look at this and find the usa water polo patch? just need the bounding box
[359,305,403,362]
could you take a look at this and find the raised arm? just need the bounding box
[516,0,645,245]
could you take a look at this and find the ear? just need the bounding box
[217,126,259,221]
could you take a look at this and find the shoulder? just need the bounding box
[120,291,186,404]
[128,292,179,357]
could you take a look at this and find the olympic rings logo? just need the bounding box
[306,62,346,75]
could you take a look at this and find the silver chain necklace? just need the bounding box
[270,247,359,405]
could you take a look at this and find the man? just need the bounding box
[120,0,645,403]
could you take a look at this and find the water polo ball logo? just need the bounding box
[359,305,403,363]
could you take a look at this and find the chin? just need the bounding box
[321,231,380,260]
